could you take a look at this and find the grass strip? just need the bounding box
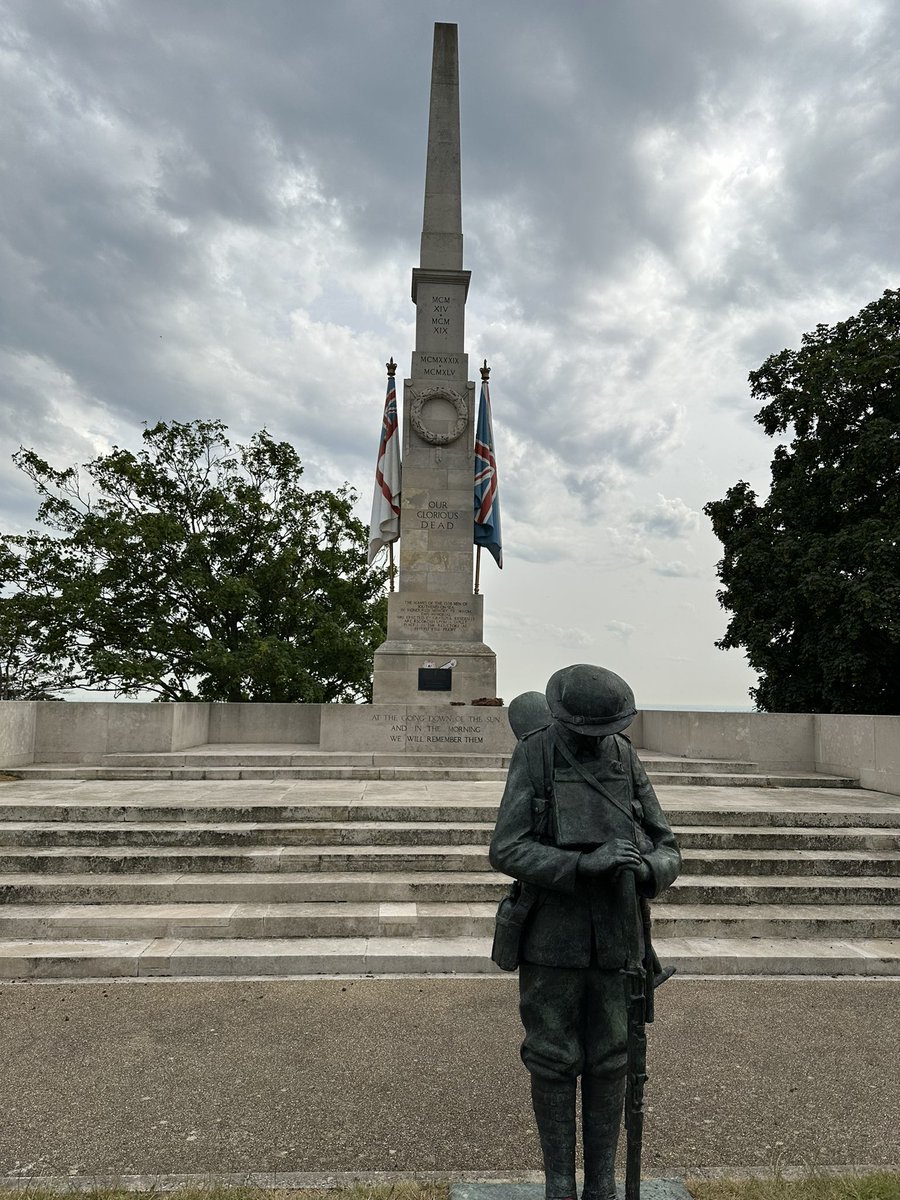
[687,1171,900,1200]
[0,1187,448,1200]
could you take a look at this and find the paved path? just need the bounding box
[0,977,897,1180]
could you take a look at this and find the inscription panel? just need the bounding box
[412,351,465,380]
[415,286,465,353]
[390,596,477,638]
[320,704,514,754]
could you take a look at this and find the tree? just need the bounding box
[1,420,387,702]
[704,289,900,714]
[0,542,75,699]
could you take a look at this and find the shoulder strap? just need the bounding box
[521,726,554,838]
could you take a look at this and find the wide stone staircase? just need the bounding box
[1,750,899,980]
[4,743,860,786]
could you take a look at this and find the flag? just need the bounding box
[474,368,503,568]
[368,364,401,565]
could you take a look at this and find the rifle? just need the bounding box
[623,957,649,1200]
[622,883,674,1200]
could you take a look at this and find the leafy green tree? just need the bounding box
[2,420,387,702]
[704,289,900,713]
[0,541,75,699]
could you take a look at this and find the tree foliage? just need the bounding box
[1,420,387,702]
[704,290,900,713]
[0,541,75,699]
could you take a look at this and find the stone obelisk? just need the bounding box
[372,22,497,704]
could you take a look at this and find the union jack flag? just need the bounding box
[474,367,502,568]
[368,363,401,565]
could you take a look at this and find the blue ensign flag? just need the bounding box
[474,372,502,568]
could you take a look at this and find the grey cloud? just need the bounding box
[631,494,699,539]
[490,609,593,649]
[653,560,695,578]
[1,0,899,566]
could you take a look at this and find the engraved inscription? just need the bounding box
[417,499,460,530]
[432,294,451,336]
[397,599,472,635]
[419,353,461,378]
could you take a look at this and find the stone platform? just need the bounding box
[453,1184,692,1200]
[1,770,898,981]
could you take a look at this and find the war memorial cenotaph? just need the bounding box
[372,21,496,708]
[337,21,510,756]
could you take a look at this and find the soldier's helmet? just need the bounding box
[508,690,552,740]
[545,663,637,737]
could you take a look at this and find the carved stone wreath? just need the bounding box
[409,387,468,445]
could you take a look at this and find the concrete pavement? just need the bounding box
[0,976,897,1181]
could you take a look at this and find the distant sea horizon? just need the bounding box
[640,704,756,712]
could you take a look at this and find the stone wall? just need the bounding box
[31,702,209,763]
[640,709,900,795]
[0,702,897,793]
[639,710,816,768]
[0,701,37,767]
[815,714,900,796]
[207,703,322,745]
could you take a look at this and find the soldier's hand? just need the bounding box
[619,858,653,886]
[578,838,642,878]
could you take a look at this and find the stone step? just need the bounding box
[2,900,898,941]
[101,751,513,768]
[2,796,898,828]
[651,903,900,939]
[0,900,497,940]
[2,820,898,854]
[16,744,760,770]
[6,765,511,782]
[6,764,858,787]
[2,842,897,877]
[96,750,764,774]
[3,869,899,907]
[0,870,507,905]
[679,848,900,877]
[1,934,898,980]
[0,821,497,848]
[0,844,495,875]
[673,826,900,852]
[670,874,900,905]
[649,773,856,788]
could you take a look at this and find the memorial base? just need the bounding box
[372,590,498,704]
[371,640,498,705]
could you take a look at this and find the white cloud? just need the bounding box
[654,560,695,578]
[631,493,700,539]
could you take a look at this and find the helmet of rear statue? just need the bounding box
[545,663,637,737]
[508,690,552,740]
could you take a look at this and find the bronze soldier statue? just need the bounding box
[490,664,681,1200]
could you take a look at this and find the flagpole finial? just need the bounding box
[386,357,397,378]
[480,359,490,381]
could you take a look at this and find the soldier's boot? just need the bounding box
[530,1075,578,1200]
[581,1072,625,1200]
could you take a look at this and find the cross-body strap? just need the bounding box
[550,726,636,825]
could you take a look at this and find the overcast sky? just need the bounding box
[1,0,898,708]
